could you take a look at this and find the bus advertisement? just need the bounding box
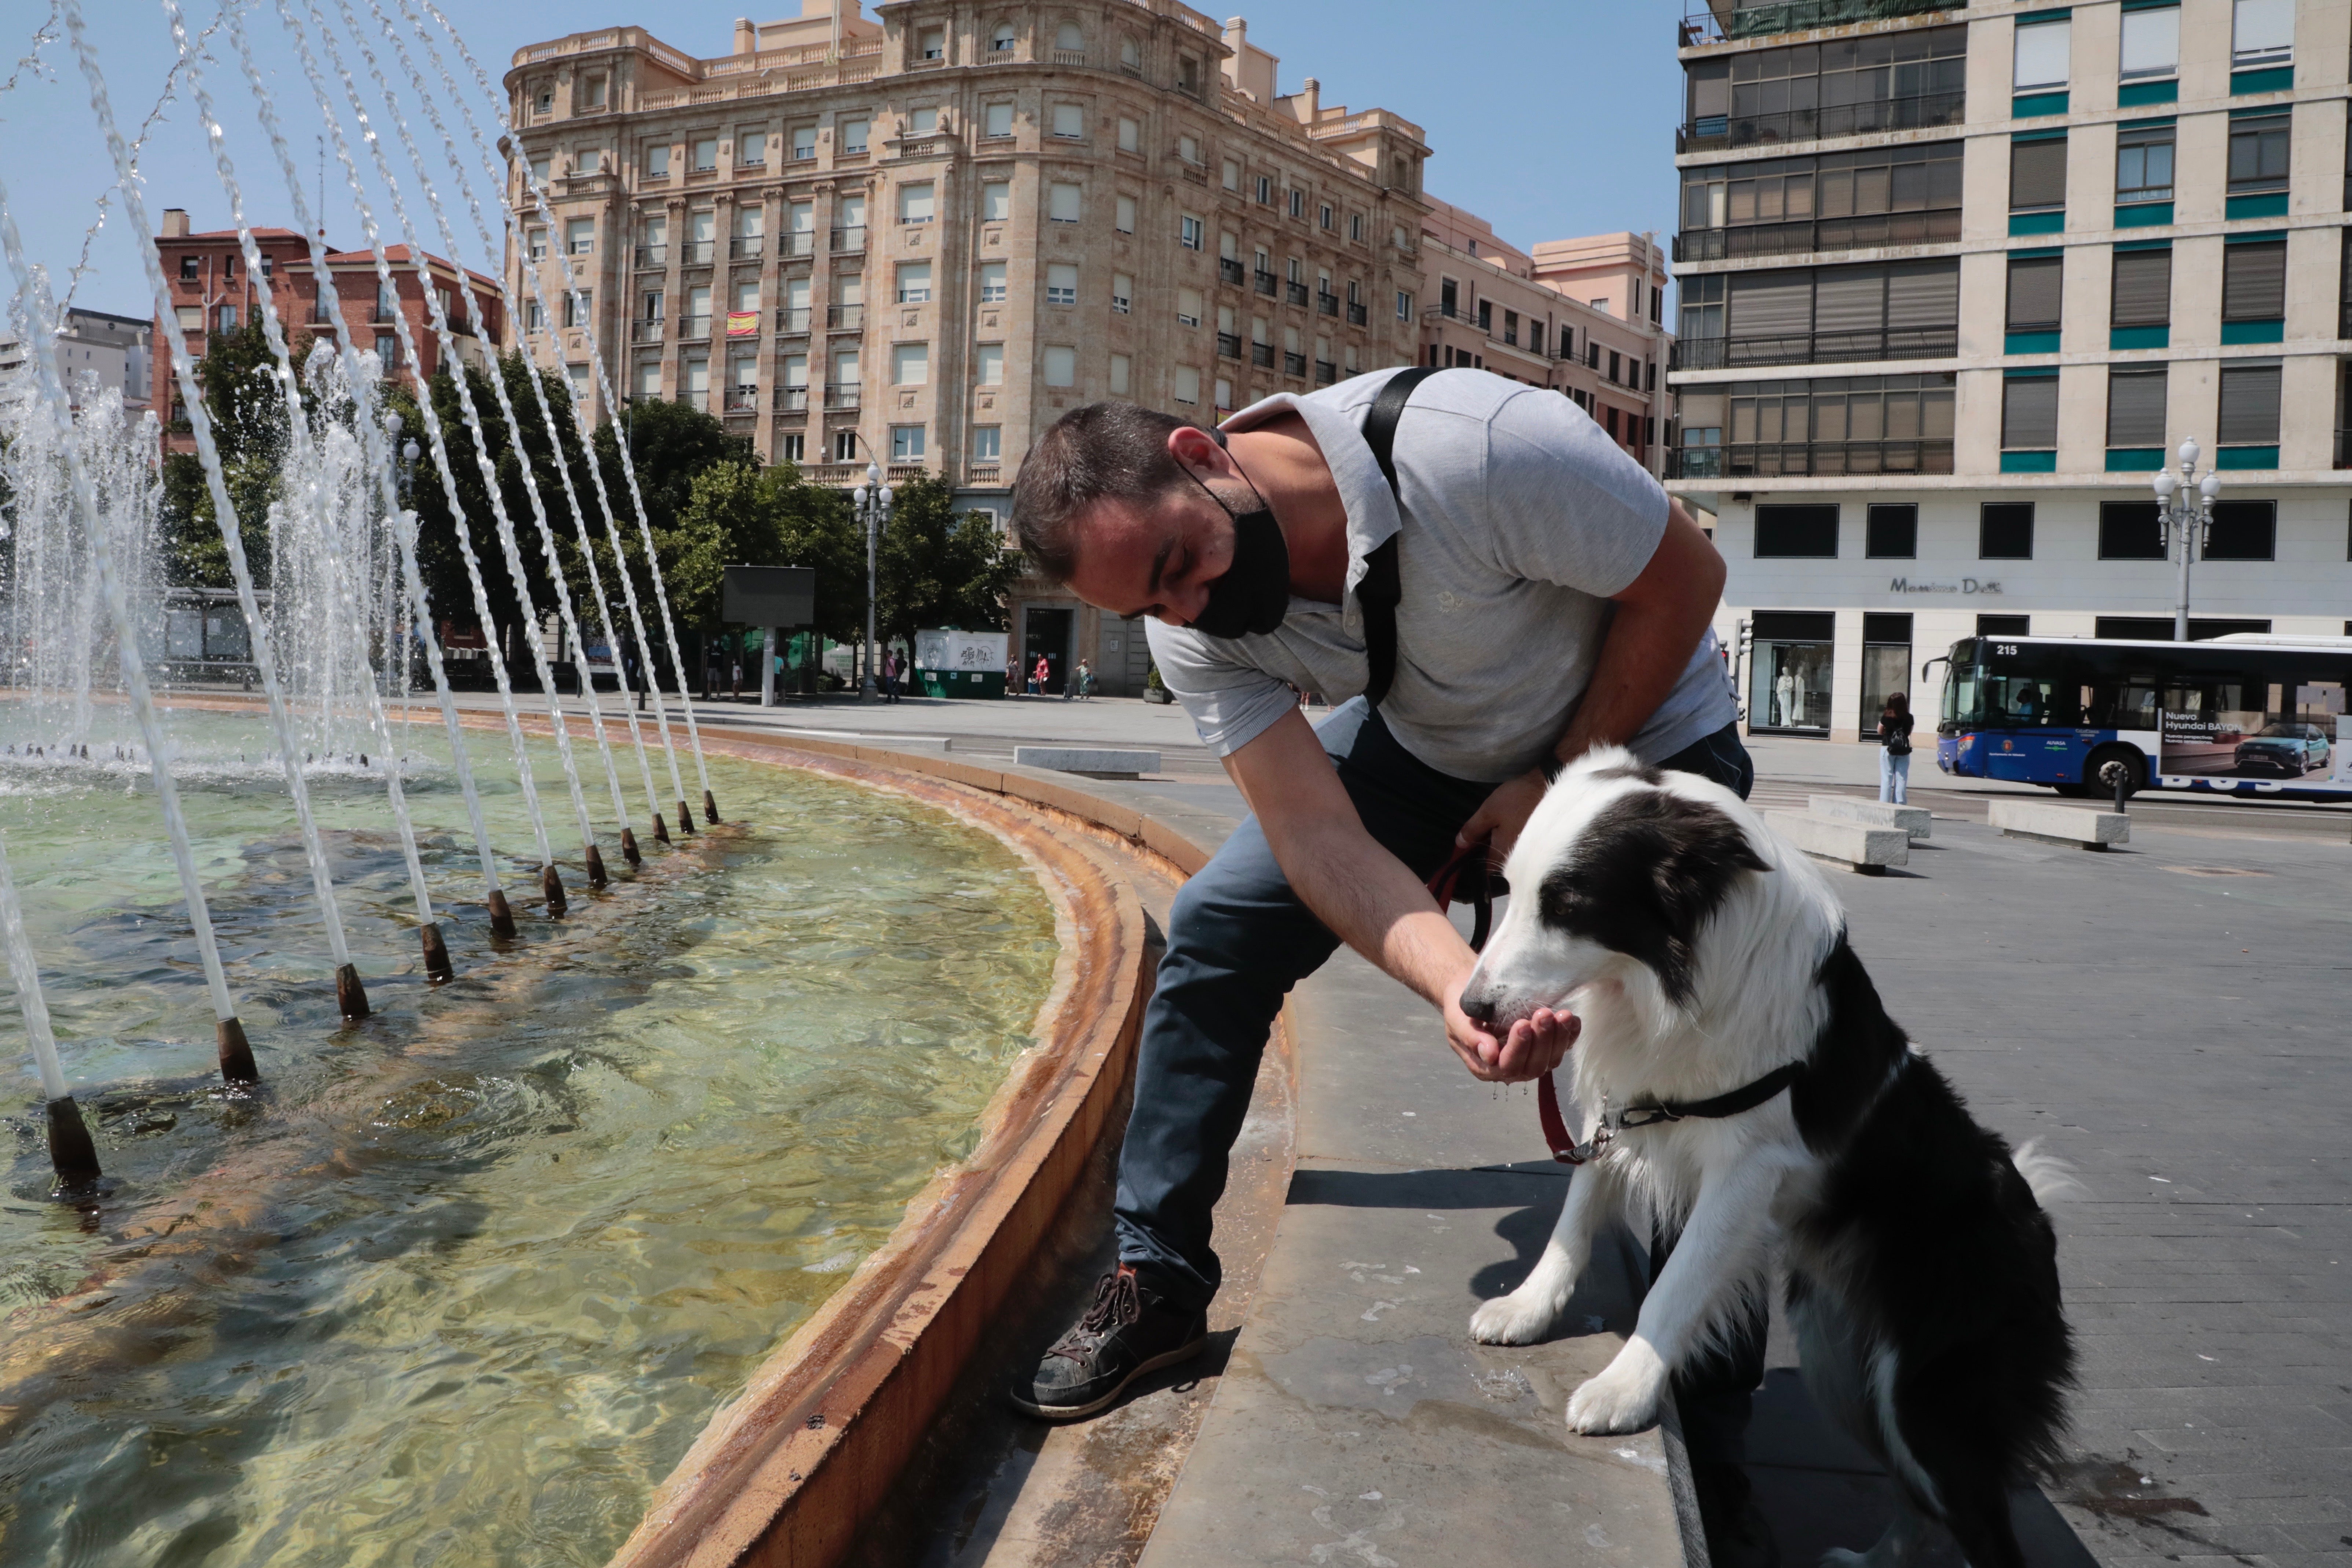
[1932,633,2352,801]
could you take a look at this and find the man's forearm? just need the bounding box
[1551,599,1709,763]
[1275,812,1470,1011]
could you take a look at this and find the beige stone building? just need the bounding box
[506,0,1432,694]
[1670,0,2352,742]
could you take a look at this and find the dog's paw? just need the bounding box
[1566,1338,1667,1433]
[1468,1288,1566,1346]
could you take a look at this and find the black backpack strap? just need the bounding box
[1357,366,1438,708]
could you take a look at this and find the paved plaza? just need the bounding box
[501,689,2351,1563]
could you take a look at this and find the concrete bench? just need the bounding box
[1013,745,1161,780]
[1988,798,2130,850]
[1809,793,1933,841]
[1765,809,1910,874]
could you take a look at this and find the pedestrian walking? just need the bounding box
[1004,368,1750,1466]
[883,648,902,703]
[1076,658,1096,699]
[1877,690,1914,803]
[1033,653,1050,695]
[1007,654,1021,697]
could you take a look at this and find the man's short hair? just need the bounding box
[1011,401,1202,584]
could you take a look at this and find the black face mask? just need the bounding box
[1182,463,1291,640]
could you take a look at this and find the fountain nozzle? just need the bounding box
[420,922,454,983]
[335,963,371,1022]
[486,889,518,940]
[542,865,569,918]
[704,790,721,826]
[678,799,697,836]
[216,1017,260,1084]
[620,828,642,868]
[585,845,609,889]
[652,812,671,845]
[46,1096,102,1194]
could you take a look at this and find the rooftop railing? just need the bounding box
[1678,89,1965,152]
[1672,206,1962,263]
[1679,0,1960,47]
[1668,326,1957,370]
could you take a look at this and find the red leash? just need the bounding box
[1426,844,1584,1164]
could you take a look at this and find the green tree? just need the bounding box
[153,324,301,588]
[873,472,1020,658]
[668,458,862,646]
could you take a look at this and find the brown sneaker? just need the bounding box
[1008,1264,1208,1421]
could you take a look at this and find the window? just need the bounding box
[908,107,939,135]
[917,25,944,60]
[2115,124,2174,204]
[217,304,239,332]
[1056,21,1084,50]
[2228,114,2290,194]
[1112,273,1133,313]
[2106,365,2168,446]
[2010,136,2067,211]
[1222,158,1239,191]
[530,156,552,186]
[178,254,199,281]
[2098,500,2166,559]
[830,349,859,387]
[526,227,552,263]
[1047,264,1078,306]
[578,148,603,175]
[2111,246,2172,327]
[175,304,201,330]
[1754,504,1839,558]
[780,432,805,463]
[636,359,663,399]
[567,217,596,255]
[374,332,399,367]
[834,430,859,462]
[2001,373,2058,449]
[1396,289,1413,320]
[1320,203,1334,231]
[984,102,1014,139]
[2119,6,2179,79]
[2218,361,2282,444]
[1049,182,1082,223]
[1173,365,1200,405]
[1176,287,1201,326]
[1109,352,1130,393]
[1179,214,1203,250]
[1288,188,1305,219]
[2232,0,2293,65]
[1255,174,1272,204]
[896,262,931,304]
[692,138,717,171]
[992,22,1016,52]
[581,77,607,109]
[1865,503,1917,558]
[1349,213,1364,243]
[976,343,1004,385]
[891,424,925,460]
[892,343,927,385]
[2013,17,2069,89]
[739,131,767,165]
[2205,499,2276,560]
[979,261,1007,303]
[1115,195,1136,233]
[1179,134,1200,164]
[1118,116,1139,152]
[534,87,553,118]
[897,182,935,226]
[1980,502,2035,559]
[1977,614,2032,636]
[840,118,868,156]
[1120,36,1140,71]
[981,182,1010,222]
[525,300,544,333]
[2006,254,2062,333]
[1215,376,1234,410]
[973,425,1002,460]
[1051,104,1084,139]
[2222,238,2287,321]
[646,143,671,176]
[1042,345,1077,387]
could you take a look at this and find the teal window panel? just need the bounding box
[2009,211,2066,235]
[2109,325,2169,350]
[2009,245,2064,259]
[2220,318,2284,344]
[2117,80,2179,106]
[2006,330,2061,354]
[2016,5,2072,18]
[2114,201,2174,228]
[2012,91,2070,118]
[2216,445,2278,469]
[2225,192,2289,220]
[2226,228,2287,244]
[2001,449,2059,473]
[2230,66,2293,94]
[2106,447,2165,471]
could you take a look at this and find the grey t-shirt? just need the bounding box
[1147,366,1734,784]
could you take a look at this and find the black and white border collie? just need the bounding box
[1459,748,2074,1568]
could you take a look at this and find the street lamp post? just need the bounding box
[2151,438,2223,642]
[856,460,893,700]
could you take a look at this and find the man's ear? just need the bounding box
[1166,422,1226,472]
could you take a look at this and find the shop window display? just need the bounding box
[1750,610,1835,732]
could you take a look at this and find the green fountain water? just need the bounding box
[0,708,1057,1565]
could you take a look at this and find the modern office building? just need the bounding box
[1669,0,2352,741]
[504,1,1430,694]
[0,308,153,414]
[150,208,505,452]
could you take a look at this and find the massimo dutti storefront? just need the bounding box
[1707,490,2352,743]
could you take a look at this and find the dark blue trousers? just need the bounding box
[1113,698,1755,1305]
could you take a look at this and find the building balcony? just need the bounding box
[1217,332,1242,359]
[729,236,764,260]
[779,230,815,257]
[776,385,809,412]
[1673,206,1961,263]
[824,385,861,409]
[725,386,761,413]
[776,306,811,333]
[887,463,928,482]
[967,464,1003,485]
[680,240,715,265]
[632,318,666,343]
[1253,269,1278,297]
[1250,341,1275,368]
[1050,47,1086,65]
[1314,359,1337,385]
[1665,439,1953,479]
[1316,291,1339,316]
[828,304,864,329]
[831,226,867,253]
[1219,256,1246,286]
[1677,89,1965,153]
[1284,350,1307,377]
[1668,326,1957,370]
[1346,301,1368,326]
[635,244,667,268]
[676,314,712,340]
[1679,0,1958,47]
[1285,281,1310,308]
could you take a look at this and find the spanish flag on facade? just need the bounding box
[726,310,759,337]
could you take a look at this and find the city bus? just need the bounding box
[1931,633,2352,801]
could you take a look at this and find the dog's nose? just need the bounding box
[1458,984,1498,1029]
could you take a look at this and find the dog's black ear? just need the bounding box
[1543,790,1763,1008]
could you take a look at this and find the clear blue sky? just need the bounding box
[0,1,1683,322]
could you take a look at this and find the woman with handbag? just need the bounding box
[1877,690,1914,803]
